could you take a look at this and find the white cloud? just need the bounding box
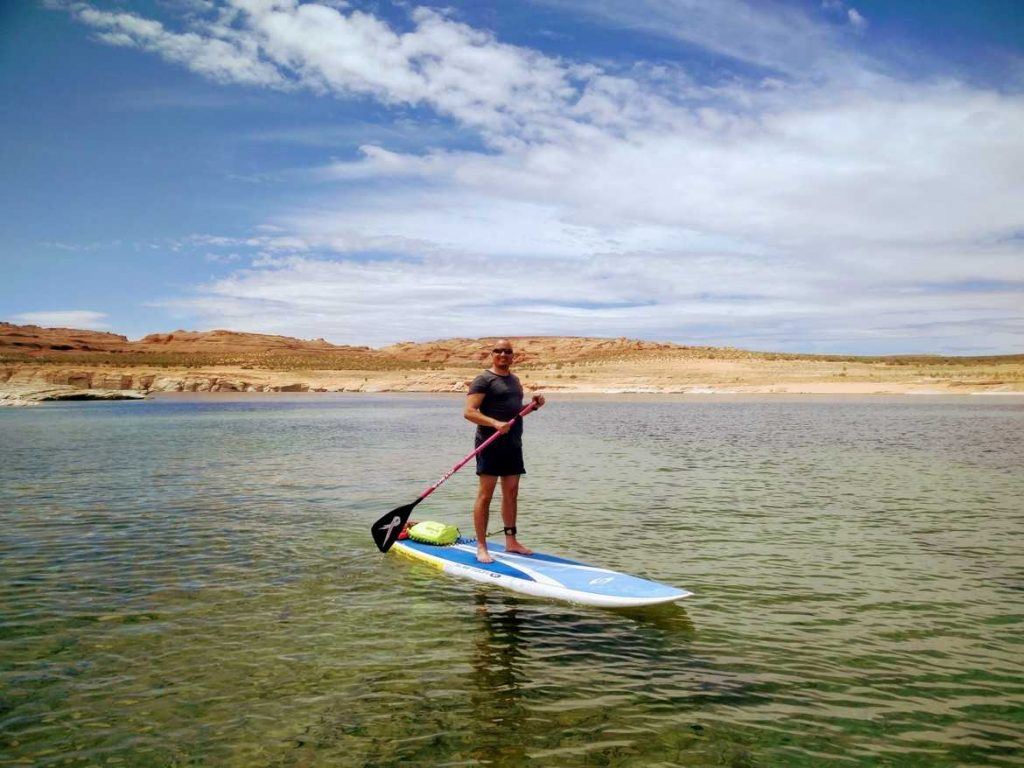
[63,0,1024,352]
[71,4,287,87]
[153,248,1023,353]
[818,1,868,34]
[311,85,1024,247]
[69,0,582,143]
[12,310,111,330]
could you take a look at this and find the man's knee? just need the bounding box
[476,477,498,503]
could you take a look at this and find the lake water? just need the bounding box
[1,394,1022,767]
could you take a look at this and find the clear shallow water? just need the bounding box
[1,393,1022,767]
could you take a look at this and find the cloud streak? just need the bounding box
[12,310,111,330]
[532,0,873,80]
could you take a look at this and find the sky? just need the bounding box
[1,0,1022,354]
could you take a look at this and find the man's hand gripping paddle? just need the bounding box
[371,401,538,553]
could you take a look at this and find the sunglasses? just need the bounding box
[492,348,514,354]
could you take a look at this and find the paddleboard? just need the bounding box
[392,537,692,608]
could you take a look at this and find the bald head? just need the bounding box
[490,339,514,372]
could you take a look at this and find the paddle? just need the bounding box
[371,401,538,553]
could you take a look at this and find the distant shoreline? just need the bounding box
[145,390,1024,403]
[3,327,1023,406]
[5,382,1023,408]
[2,362,1023,407]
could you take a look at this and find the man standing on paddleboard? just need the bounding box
[464,340,545,564]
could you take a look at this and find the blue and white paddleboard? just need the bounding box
[392,537,691,608]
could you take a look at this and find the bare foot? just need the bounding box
[476,547,495,564]
[504,539,533,556]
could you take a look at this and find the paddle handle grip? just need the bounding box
[417,401,537,502]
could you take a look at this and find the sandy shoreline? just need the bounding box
[142,391,1024,407]
[6,388,1021,409]
[3,350,1024,406]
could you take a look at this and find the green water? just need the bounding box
[1,394,1022,767]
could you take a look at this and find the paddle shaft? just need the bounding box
[415,400,537,503]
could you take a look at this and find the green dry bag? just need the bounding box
[407,521,460,546]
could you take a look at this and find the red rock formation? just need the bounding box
[380,336,681,364]
[0,322,129,353]
[0,323,683,365]
[129,329,368,354]
[0,323,381,358]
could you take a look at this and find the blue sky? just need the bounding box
[1,0,1022,353]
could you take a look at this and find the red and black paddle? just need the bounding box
[371,401,538,553]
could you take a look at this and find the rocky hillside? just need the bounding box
[130,329,371,354]
[381,336,682,365]
[0,323,374,357]
[2,322,1022,400]
[1,323,130,353]
[8,322,1022,368]
[1,324,685,365]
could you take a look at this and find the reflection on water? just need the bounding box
[1,394,1022,766]
[470,594,529,765]
[465,593,704,767]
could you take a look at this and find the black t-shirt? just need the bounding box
[468,370,524,440]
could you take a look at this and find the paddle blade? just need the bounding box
[371,500,418,553]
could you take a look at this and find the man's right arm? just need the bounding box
[464,392,511,434]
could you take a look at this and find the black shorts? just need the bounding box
[475,434,526,476]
